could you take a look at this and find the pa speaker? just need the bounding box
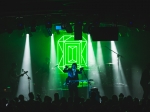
[89,27,118,41]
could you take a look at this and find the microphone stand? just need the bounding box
[105,46,123,69]
[82,69,91,98]
[24,71,31,93]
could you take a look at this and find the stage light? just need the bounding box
[142,24,150,31]
[16,18,24,30]
[45,20,52,28]
[65,22,73,33]
[127,21,134,27]
[55,25,62,30]
[30,20,36,32]
[83,23,91,34]
[60,19,67,29]
[47,28,52,36]
[61,23,66,29]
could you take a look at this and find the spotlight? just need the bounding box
[65,22,73,33]
[61,20,66,29]
[61,23,66,29]
[16,18,24,30]
[127,15,136,28]
[127,20,134,27]
[47,28,52,36]
[30,20,36,32]
[45,20,52,28]
[143,24,150,31]
[83,23,90,33]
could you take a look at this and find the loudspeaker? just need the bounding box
[89,27,118,41]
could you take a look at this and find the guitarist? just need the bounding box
[8,63,24,99]
[140,63,150,99]
[63,63,83,97]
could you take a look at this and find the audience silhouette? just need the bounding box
[1,91,150,112]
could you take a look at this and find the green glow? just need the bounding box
[119,33,121,37]
[57,35,88,73]
[136,28,139,32]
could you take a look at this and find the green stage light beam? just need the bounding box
[17,34,34,99]
[96,41,105,95]
[49,34,60,99]
[88,34,101,97]
[49,34,58,89]
[111,41,130,96]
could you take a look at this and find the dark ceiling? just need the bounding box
[0,1,150,29]
[0,1,149,15]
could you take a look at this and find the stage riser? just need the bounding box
[49,87,89,100]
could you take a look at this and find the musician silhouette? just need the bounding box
[140,63,150,99]
[8,63,18,99]
[63,63,83,97]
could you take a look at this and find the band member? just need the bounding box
[8,63,25,99]
[63,63,83,97]
[8,63,19,99]
[140,63,150,99]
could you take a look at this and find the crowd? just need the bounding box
[1,92,150,112]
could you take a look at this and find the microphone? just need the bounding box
[80,67,84,72]
[51,65,58,69]
[21,71,28,76]
[24,71,28,73]
[55,65,58,67]
[65,65,68,68]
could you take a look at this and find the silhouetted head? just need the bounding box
[18,94,24,101]
[28,92,34,100]
[72,63,77,69]
[54,92,59,101]
[119,93,124,98]
[112,95,118,103]
[72,63,77,72]
[44,96,49,102]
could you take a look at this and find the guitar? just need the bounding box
[65,77,93,85]
[10,71,28,83]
